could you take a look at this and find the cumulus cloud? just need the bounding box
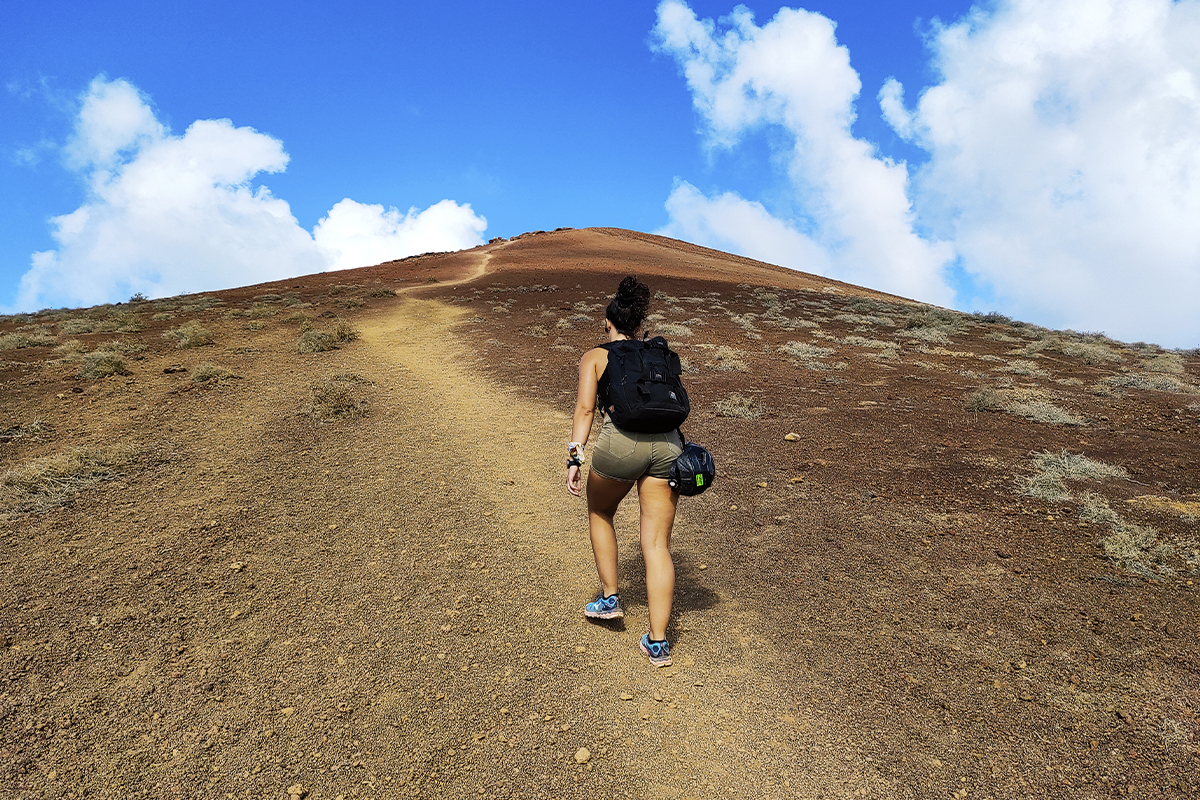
[883,0,1200,347]
[314,198,489,272]
[652,0,956,304]
[12,77,487,312]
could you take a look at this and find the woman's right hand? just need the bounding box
[566,464,583,497]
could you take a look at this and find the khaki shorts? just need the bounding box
[590,419,684,483]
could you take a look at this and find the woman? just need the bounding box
[565,276,682,667]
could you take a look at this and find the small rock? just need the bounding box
[756,482,767,488]
[784,433,800,441]
[620,693,634,701]
[699,564,708,570]
[789,476,804,484]
[573,646,586,653]
[229,561,246,572]
[653,693,663,702]
[287,784,307,798]
[574,747,591,764]
[1019,692,1034,701]
[280,707,296,717]
[729,505,738,510]
[1014,660,1027,670]
[0,633,9,648]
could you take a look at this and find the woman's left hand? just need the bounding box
[566,464,583,497]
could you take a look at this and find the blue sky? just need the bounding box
[4,1,1199,347]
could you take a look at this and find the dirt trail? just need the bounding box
[327,292,885,799]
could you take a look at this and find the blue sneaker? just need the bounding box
[640,634,672,667]
[584,592,624,619]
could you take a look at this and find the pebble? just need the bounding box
[287,784,307,798]
[784,433,800,441]
[280,707,295,717]
[620,693,634,701]
[756,482,767,488]
[789,476,804,484]
[229,561,246,572]
[699,564,708,570]
[574,747,591,764]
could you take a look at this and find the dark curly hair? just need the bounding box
[606,276,650,336]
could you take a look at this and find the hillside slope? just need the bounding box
[2,228,1198,799]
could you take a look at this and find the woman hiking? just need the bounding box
[565,276,683,667]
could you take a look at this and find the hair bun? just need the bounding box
[616,276,650,312]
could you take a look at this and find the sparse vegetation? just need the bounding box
[714,392,763,419]
[0,330,57,349]
[298,330,337,353]
[711,346,749,372]
[995,359,1049,377]
[0,421,52,442]
[163,321,214,349]
[1103,372,1198,394]
[78,352,131,379]
[309,373,372,419]
[779,341,835,360]
[192,363,237,384]
[525,325,548,338]
[656,323,692,338]
[1007,400,1085,426]
[1,445,138,515]
[966,387,1005,413]
[297,321,359,354]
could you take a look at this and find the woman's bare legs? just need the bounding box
[636,475,679,641]
[585,470,635,597]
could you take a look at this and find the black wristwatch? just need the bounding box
[567,457,583,468]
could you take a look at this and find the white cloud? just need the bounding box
[12,77,487,312]
[883,0,1200,347]
[659,180,832,274]
[652,1,956,305]
[314,198,489,272]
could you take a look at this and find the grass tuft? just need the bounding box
[192,363,237,384]
[1,445,138,515]
[310,373,372,419]
[163,321,213,349]
[714,392,763,419]
[1103,373,1198,394]
[78,352,131,379]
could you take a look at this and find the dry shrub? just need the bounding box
[1008,400,1085,426]
[0,330,57,349]
[0,421,52,442]
[310,374,372,419]
[714,392,762,419]
[779,341,835,360]
[1,445,138,515]
[657,323,692,338]
[896,326,952,345]
[367,288,398,298]
[298,330,337,353]
[163,321,213,348]
[1143,352,1185,374]
[298,321,359,354]
[525,325,548,338]
[835,313,894,327]
[78,352,130,379]
[1031,451,1128,482]
[712,346,749,372]
[996,359,1049,377]
[151,312,176,321]
[192,363,237,384]
[1020,335,1123,364]
[839,336,892,349]
[1104,373,1198,394]
[966,387,1005,412]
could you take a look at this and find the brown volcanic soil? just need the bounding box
[1,227,1198,800]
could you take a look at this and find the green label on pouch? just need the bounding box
[696,475,704,487]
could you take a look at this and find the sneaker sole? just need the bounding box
[640,639,672,667]
[584,608,624,620]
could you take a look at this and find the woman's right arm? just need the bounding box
[566,348,605,496]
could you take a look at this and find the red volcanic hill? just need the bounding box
[1,227,1198,798]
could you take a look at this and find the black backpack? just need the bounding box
[599,337,690,433]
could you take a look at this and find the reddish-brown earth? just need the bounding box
[1,228,1198,799]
